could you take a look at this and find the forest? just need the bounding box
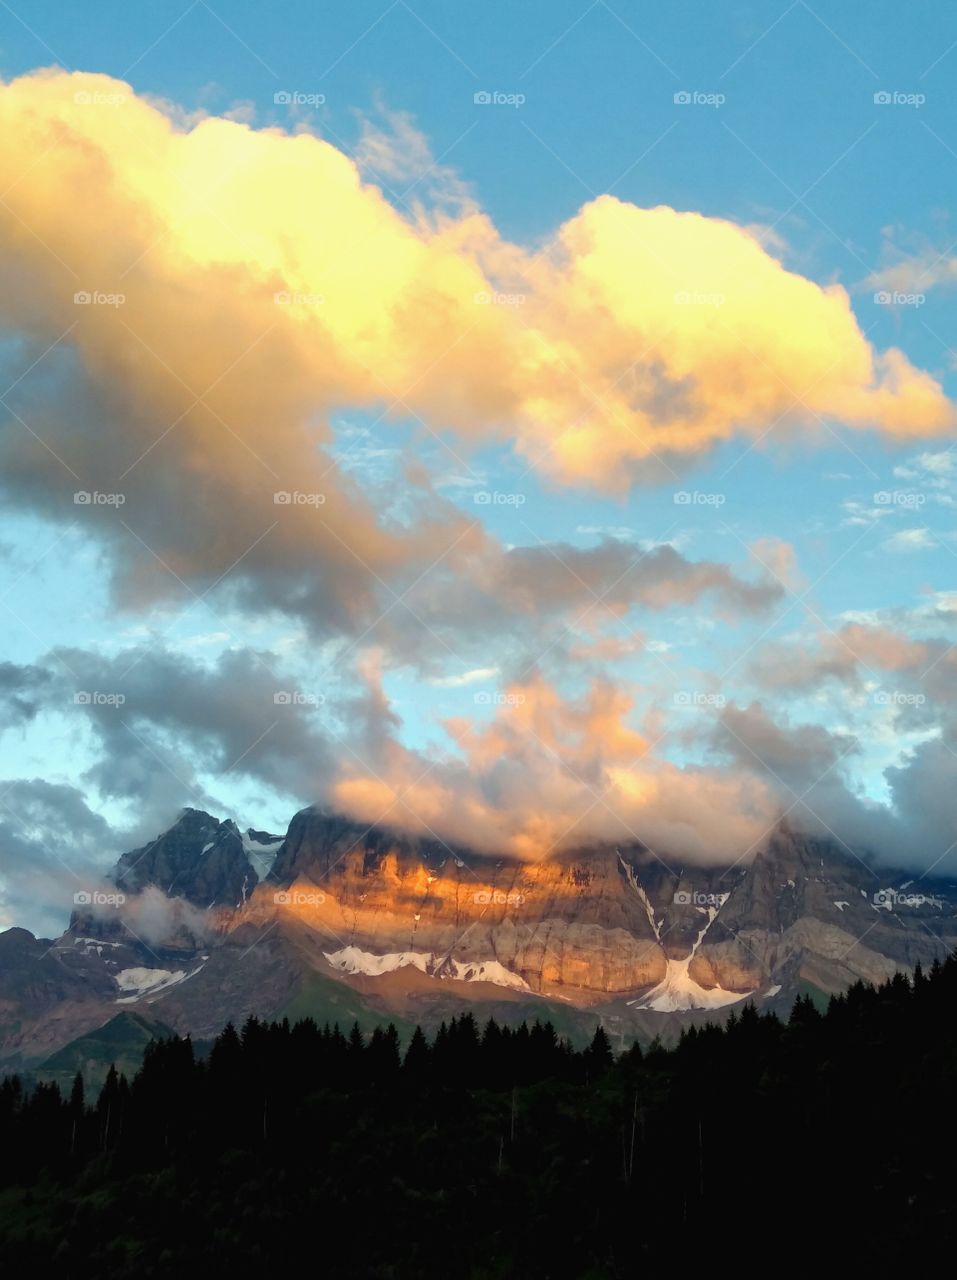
[1,958,956,1277]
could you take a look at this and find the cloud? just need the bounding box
[885,739,957,870]
[428,667,498,687]
[0,70,948,640]
[882,528,935,553]
[336,536,783,673]
[0,660,56,724]
[328,666,780,866]
[0,779,117,934]
[98,883,214,948]
[1,69,957,903]
[866,234,957,298]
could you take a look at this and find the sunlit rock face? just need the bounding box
[247,810,672,996]
[240,808,957,1003]
[4,808,957,1072]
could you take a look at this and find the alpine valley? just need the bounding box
[2,806,955,1078]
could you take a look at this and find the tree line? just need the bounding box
[2,957,956,1276]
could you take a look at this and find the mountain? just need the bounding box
[2,805,956,1075]
[35,1011,175,1093]
[113,808,283,908]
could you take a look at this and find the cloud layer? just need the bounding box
[0,69,956,928]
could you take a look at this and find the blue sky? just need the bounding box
[1,1,957,932]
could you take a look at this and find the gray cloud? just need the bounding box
[0,779,117,935]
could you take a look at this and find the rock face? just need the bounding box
[261,811,668,996]
[114,809,265,909]
[2,806,956,1070]
[254,812,957,1003]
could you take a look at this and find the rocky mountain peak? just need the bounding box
[113,808,259,909]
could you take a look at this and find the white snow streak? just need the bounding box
[323,945,529,991]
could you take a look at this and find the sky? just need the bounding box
[1,1,957,934]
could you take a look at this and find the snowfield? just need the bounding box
[323,945,530,992]
[628,955,751,1012]
[114,964,205,1002]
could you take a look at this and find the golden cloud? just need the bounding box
[0,67,950,516]
[331,668,779,864]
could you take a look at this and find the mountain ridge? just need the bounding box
[2,804,955,1070]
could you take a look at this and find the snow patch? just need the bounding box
[115,967,187,998]
[242,830,284,877]
[323,945,529,992]
[114,963,205,1002]
[630,900,752,1013]
[617,853,662,940]
[630,957,751,1012]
